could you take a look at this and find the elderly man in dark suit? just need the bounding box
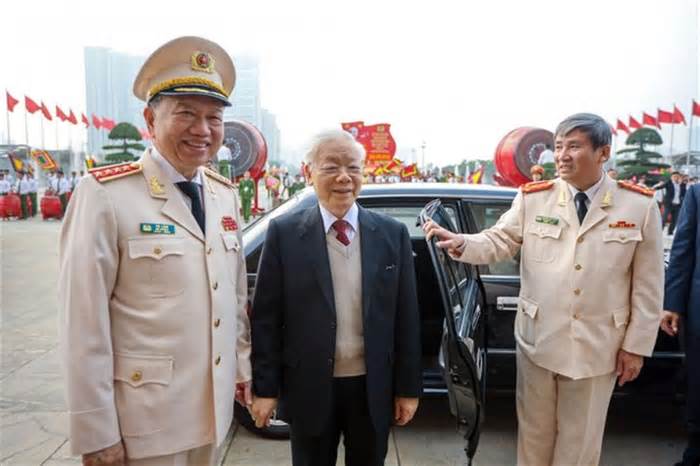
[661,183,700,466]
[250,129,421,466]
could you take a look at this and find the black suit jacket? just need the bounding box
[660,180,687,208]
[251,204,421,435]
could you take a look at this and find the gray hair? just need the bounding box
[304,129,366,166]
[554,113,611,150]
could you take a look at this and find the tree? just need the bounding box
[615,127,670,184]
[102,122,146,163]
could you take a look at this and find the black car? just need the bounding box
[236,182,683,463]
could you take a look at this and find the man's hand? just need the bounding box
[616,349,644,387]
[422,220,465,257]
[394,397,419,426]
[251,397,278,428]
[235,381,253,407]
[82,441,125,466]
[660,311,680,337]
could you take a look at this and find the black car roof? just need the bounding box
[359,182,517,199]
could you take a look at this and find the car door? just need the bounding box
[462,197,521,390]
[420,199,485,464]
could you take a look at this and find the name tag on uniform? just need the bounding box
[535,215,559,225]
[140,223,176,234]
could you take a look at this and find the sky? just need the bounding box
[1,0,698,166]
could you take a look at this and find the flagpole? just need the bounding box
[24,104,29,146]
[669,103,675,164]
[40,114,45,150]
[5,98,10,145]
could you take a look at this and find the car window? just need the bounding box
[366,204,459,238]
[467,202,520,276]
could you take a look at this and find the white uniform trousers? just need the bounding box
[128,443,219,466]
[516,347,617,466]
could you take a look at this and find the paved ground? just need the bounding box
[0,213,685,466]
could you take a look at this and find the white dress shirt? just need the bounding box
[150,147,205,211]
[567,172,607,211]
[319,202,359,243]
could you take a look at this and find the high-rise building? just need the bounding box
[84,47,146,157]
[260,108,281,162]
[224,55,261,128]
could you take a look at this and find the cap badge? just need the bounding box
[191,51,215,74]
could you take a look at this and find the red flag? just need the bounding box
[91,114,102,129]
[55,105,68,121]
[25,96,41,114]
[692,100,700,118]
[81,113,89,127]
[101,118,116,131]
[609,123,617,136]
[67,110,78,125]
[6,91,19,112]
[629,116,642,129]
[616,119,630,134]
[40,101,53,121]
[643,112,660,128]
[673,106,686,125]
[657,108,674,124]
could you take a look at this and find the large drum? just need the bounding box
[0,194,22,219]
[222,120,268,179]
[41,195,63,220]
[494,127,554,187]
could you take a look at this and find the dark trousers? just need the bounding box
[684,335,700,464]
[290,375,389,466]
[668,203,682,234]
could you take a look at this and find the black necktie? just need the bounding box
[575,192,588,225]
[176,181,206,234]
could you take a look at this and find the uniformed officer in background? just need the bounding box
[238,170,255,222]
[0,172,11,196]
[57,170,72,213]
[28,172,38,217]
[59,36,251,466]
[425,113,663,466]
[17,171,32,219]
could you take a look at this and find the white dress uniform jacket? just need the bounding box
[457,175,663,379]
[58,149,251,459]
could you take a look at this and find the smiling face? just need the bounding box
[554,129,609,190]
[145,95,224,179]
[307,138,363,218]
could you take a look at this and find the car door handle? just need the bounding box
[496,296,518,312]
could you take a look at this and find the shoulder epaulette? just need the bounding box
[521,180,555,194]
[617,180,654,197]
[90,162,143,183]
[204,168,235,188]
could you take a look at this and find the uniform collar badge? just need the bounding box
[149,176,165,195]
[535,215,559,225]
[601,191,612,207]
[140,223,176,234]
[608,220,636,229]
[221,215,238,232]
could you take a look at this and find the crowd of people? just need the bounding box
[0,168,86,219]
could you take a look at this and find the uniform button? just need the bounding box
[131,370,143,382]
[212,281,218,290]
[153,247,162,255]
[215,355,221,365]
[575,264,582,271]
[327,358,333,365]
[207,247,213,255]
[577,237,584,243]
[620,234,627,240]
[573,313,580,320]
[214,318,221,328]
[331,322,336,329]
[574,288,581,296]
